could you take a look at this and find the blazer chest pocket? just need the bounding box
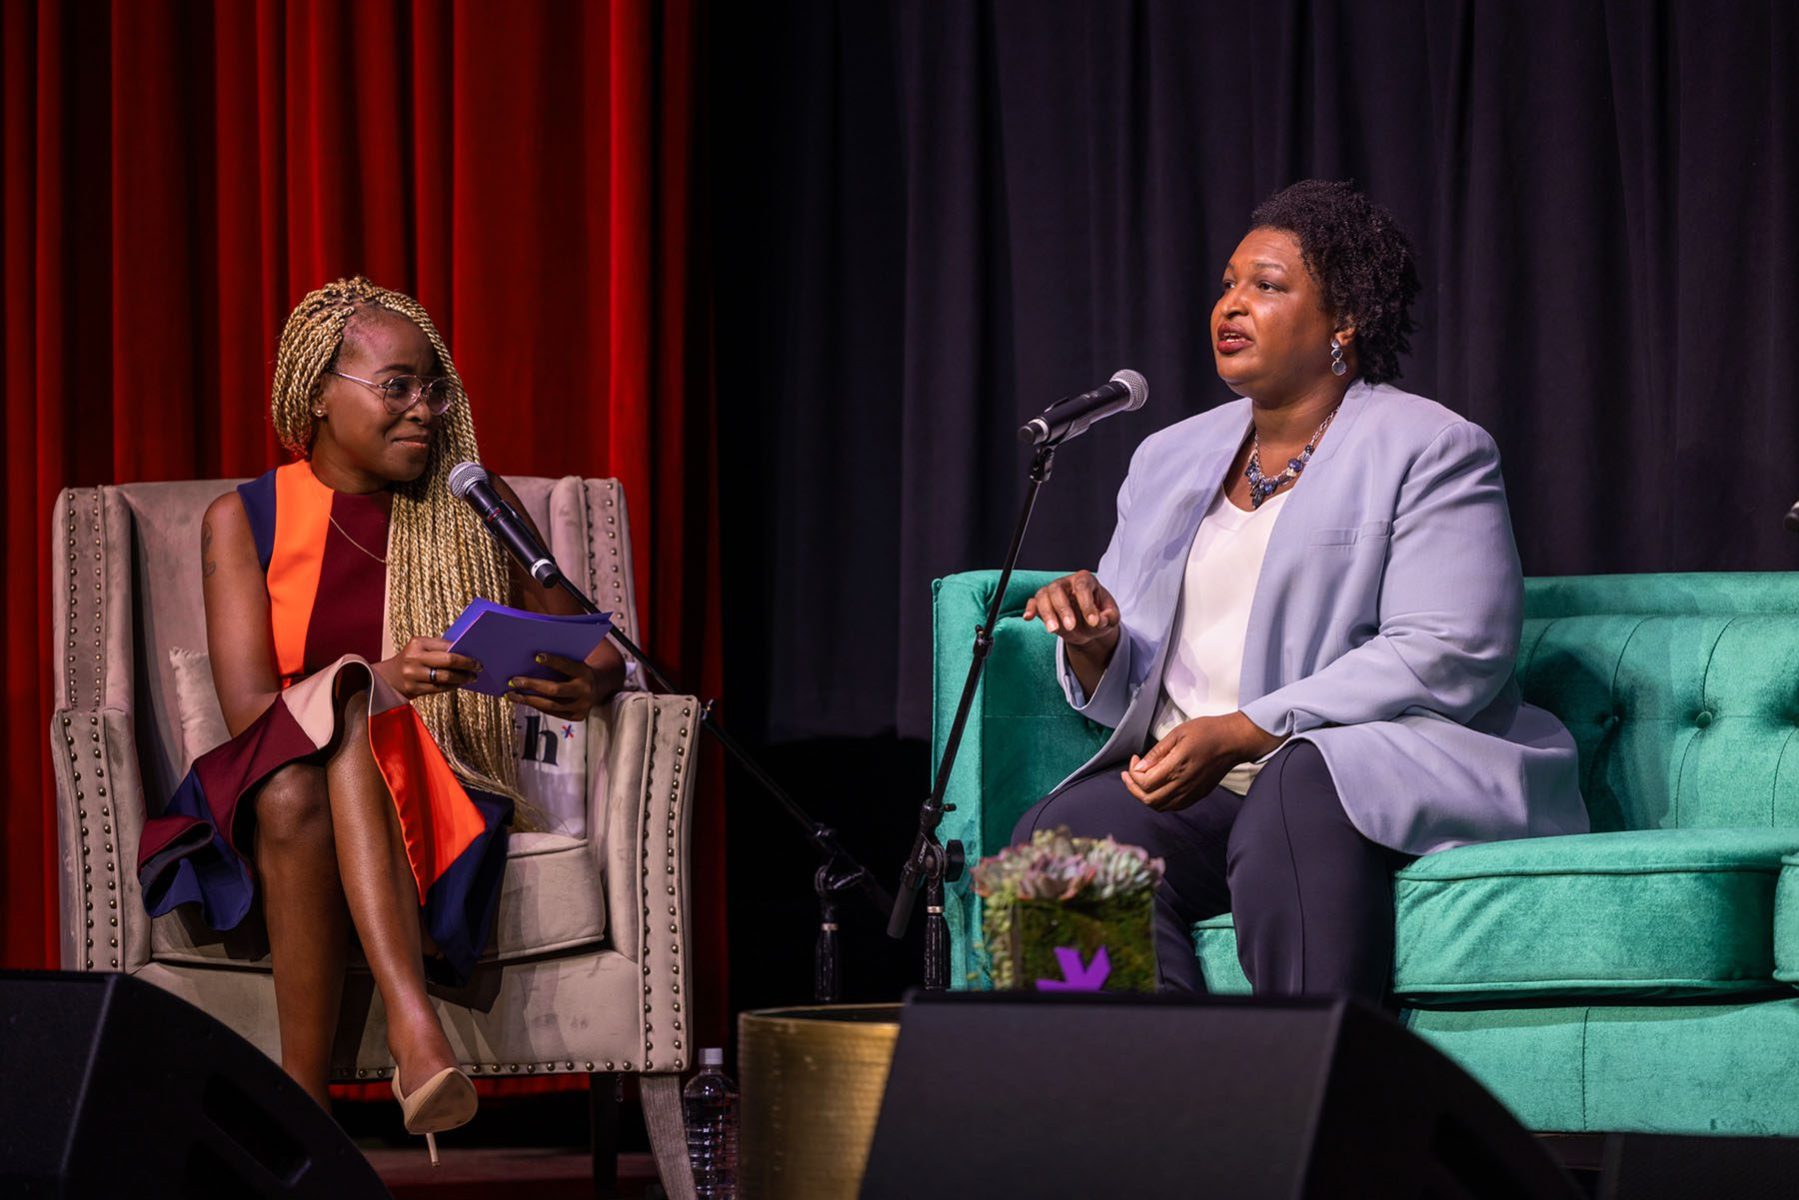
[1306,520,1393,547]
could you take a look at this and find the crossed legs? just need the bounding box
[252,683,456,1106]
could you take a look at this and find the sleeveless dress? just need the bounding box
[136,461,512,985]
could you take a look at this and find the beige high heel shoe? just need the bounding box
[391,1065,478,1167]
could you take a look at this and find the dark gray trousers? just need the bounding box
[1011,740,1411,1004]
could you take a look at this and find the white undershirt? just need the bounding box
[1150,486,1290,794]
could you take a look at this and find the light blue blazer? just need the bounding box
[1056,380,1589,856]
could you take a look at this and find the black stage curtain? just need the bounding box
[712,0,1799,747]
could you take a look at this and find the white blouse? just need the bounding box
[1150,486,1290,794]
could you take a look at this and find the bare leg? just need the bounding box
[327,686,458,1095]
[253,763,350,1108]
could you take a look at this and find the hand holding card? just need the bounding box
[441,599,613,698]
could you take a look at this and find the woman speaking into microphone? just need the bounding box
[136,278,627,1145]
[1014,180,1587,1002]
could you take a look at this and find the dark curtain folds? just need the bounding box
[2,0,725,1051]
[713,0,1799,746]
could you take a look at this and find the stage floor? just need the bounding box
[361,1140,1611,1199]
[366,1147,661,1199]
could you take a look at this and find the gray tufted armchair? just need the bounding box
[50,476,700,1196]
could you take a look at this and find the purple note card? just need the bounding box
[443,598,613,697]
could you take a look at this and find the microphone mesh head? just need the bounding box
[448,460,489,499]
[1111,369,1149,410]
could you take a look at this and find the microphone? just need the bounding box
[448,461,563,586]
[1018,369,1149,446]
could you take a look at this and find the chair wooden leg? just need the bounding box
[640,1073,697,1200]
[589,1072,620,1200]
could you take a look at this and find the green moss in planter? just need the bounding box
[1009,892,1157,992]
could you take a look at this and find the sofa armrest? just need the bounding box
[50,707,152,974]
[932,569,1112,864]
[50,486,153,976]
[933,569,1113,987]
[590,690,700,968]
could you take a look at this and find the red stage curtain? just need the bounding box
[0,0,725,1075]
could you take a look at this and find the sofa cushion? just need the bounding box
[1409,999,1799,1135]
[1771,853,1799,985]
[1393,828,1799,1002]
[489,832,607,959]
[1193,828,1799,1002]
[151,830,606,969]
[1515,611,1799,834]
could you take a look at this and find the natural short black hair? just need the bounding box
[1249,179,1420,385]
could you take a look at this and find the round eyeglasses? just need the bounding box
[327,369,459,416]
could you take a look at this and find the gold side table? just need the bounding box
[738,1004,902,1200]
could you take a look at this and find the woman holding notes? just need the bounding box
[136,277,628,1149]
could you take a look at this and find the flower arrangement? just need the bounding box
[971,827,1164,991]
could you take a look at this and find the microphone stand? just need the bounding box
[887,440,1059,989]
[545,573,892,1004]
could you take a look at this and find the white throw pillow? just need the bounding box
[168,646,230,776]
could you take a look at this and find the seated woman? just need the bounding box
[1014,180,1588,1002]
[136,278,628,1152]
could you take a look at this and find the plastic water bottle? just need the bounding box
[683,1047,739,1199]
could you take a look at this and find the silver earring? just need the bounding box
[313,409,325,418]
[1329,338,1347,377]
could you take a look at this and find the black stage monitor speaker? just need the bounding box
[1597,1132,1799,1199]
[0,970,388,1198]
[860,991,1582,1200]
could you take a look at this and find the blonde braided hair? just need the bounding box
[271,277,524,813]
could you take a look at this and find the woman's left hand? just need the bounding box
[1121,712,1284,812]
[507,653,604,723]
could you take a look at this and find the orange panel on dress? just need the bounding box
[267,463,332,683]
[368,705,488,903]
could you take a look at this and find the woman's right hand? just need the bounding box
[1022,570,1121,649]
[376,637,482,699]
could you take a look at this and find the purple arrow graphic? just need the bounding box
[1035,945,1111,991]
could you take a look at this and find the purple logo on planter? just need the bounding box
[1035,945,1110,991]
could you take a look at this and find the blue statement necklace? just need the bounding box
[1244,405,1340,509]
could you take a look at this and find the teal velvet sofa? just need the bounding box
[935,569,1799,1135]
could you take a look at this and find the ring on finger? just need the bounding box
[428,666,438,685]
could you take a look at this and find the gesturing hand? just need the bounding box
[1022,570,1121,648]
[377,637,481,699]
[507,652,603,723]
[1122,712,1284,812]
